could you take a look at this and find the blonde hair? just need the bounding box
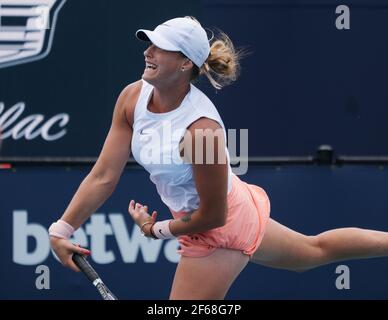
[184,16,243,90]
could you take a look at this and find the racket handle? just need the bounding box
[72,253,99,282]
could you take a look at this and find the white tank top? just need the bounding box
[131,80,233,212]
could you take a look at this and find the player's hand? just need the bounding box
[50,237,90,272]
[128,200,158,236]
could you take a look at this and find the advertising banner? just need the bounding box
[1,165,388,299]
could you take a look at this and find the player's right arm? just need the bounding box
[50,81,141,271]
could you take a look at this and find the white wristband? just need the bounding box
[48,219,75,239]
[152,220,175,239]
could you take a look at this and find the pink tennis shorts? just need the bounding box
[169,174,271,258]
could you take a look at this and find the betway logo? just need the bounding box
[13,210,180,265]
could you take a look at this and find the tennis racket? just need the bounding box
[72,253,118,300]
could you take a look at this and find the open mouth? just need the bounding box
[146,62,157,70]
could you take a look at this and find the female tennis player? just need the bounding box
[49,16,388,300]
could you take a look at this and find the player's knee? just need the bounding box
[310,234,330,260]
[299,234,326,270]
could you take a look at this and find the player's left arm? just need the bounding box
[168,117,229,236]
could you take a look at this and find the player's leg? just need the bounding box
[252,218,388,272]
[169,248,249,300]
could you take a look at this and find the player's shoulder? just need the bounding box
[120,80,143,100]
[119,80,143,128]
[187,117,223,133]
[188,85,223,132]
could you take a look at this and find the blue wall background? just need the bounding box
[201,0,388,156]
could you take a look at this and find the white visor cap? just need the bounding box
[136,17,211,68]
